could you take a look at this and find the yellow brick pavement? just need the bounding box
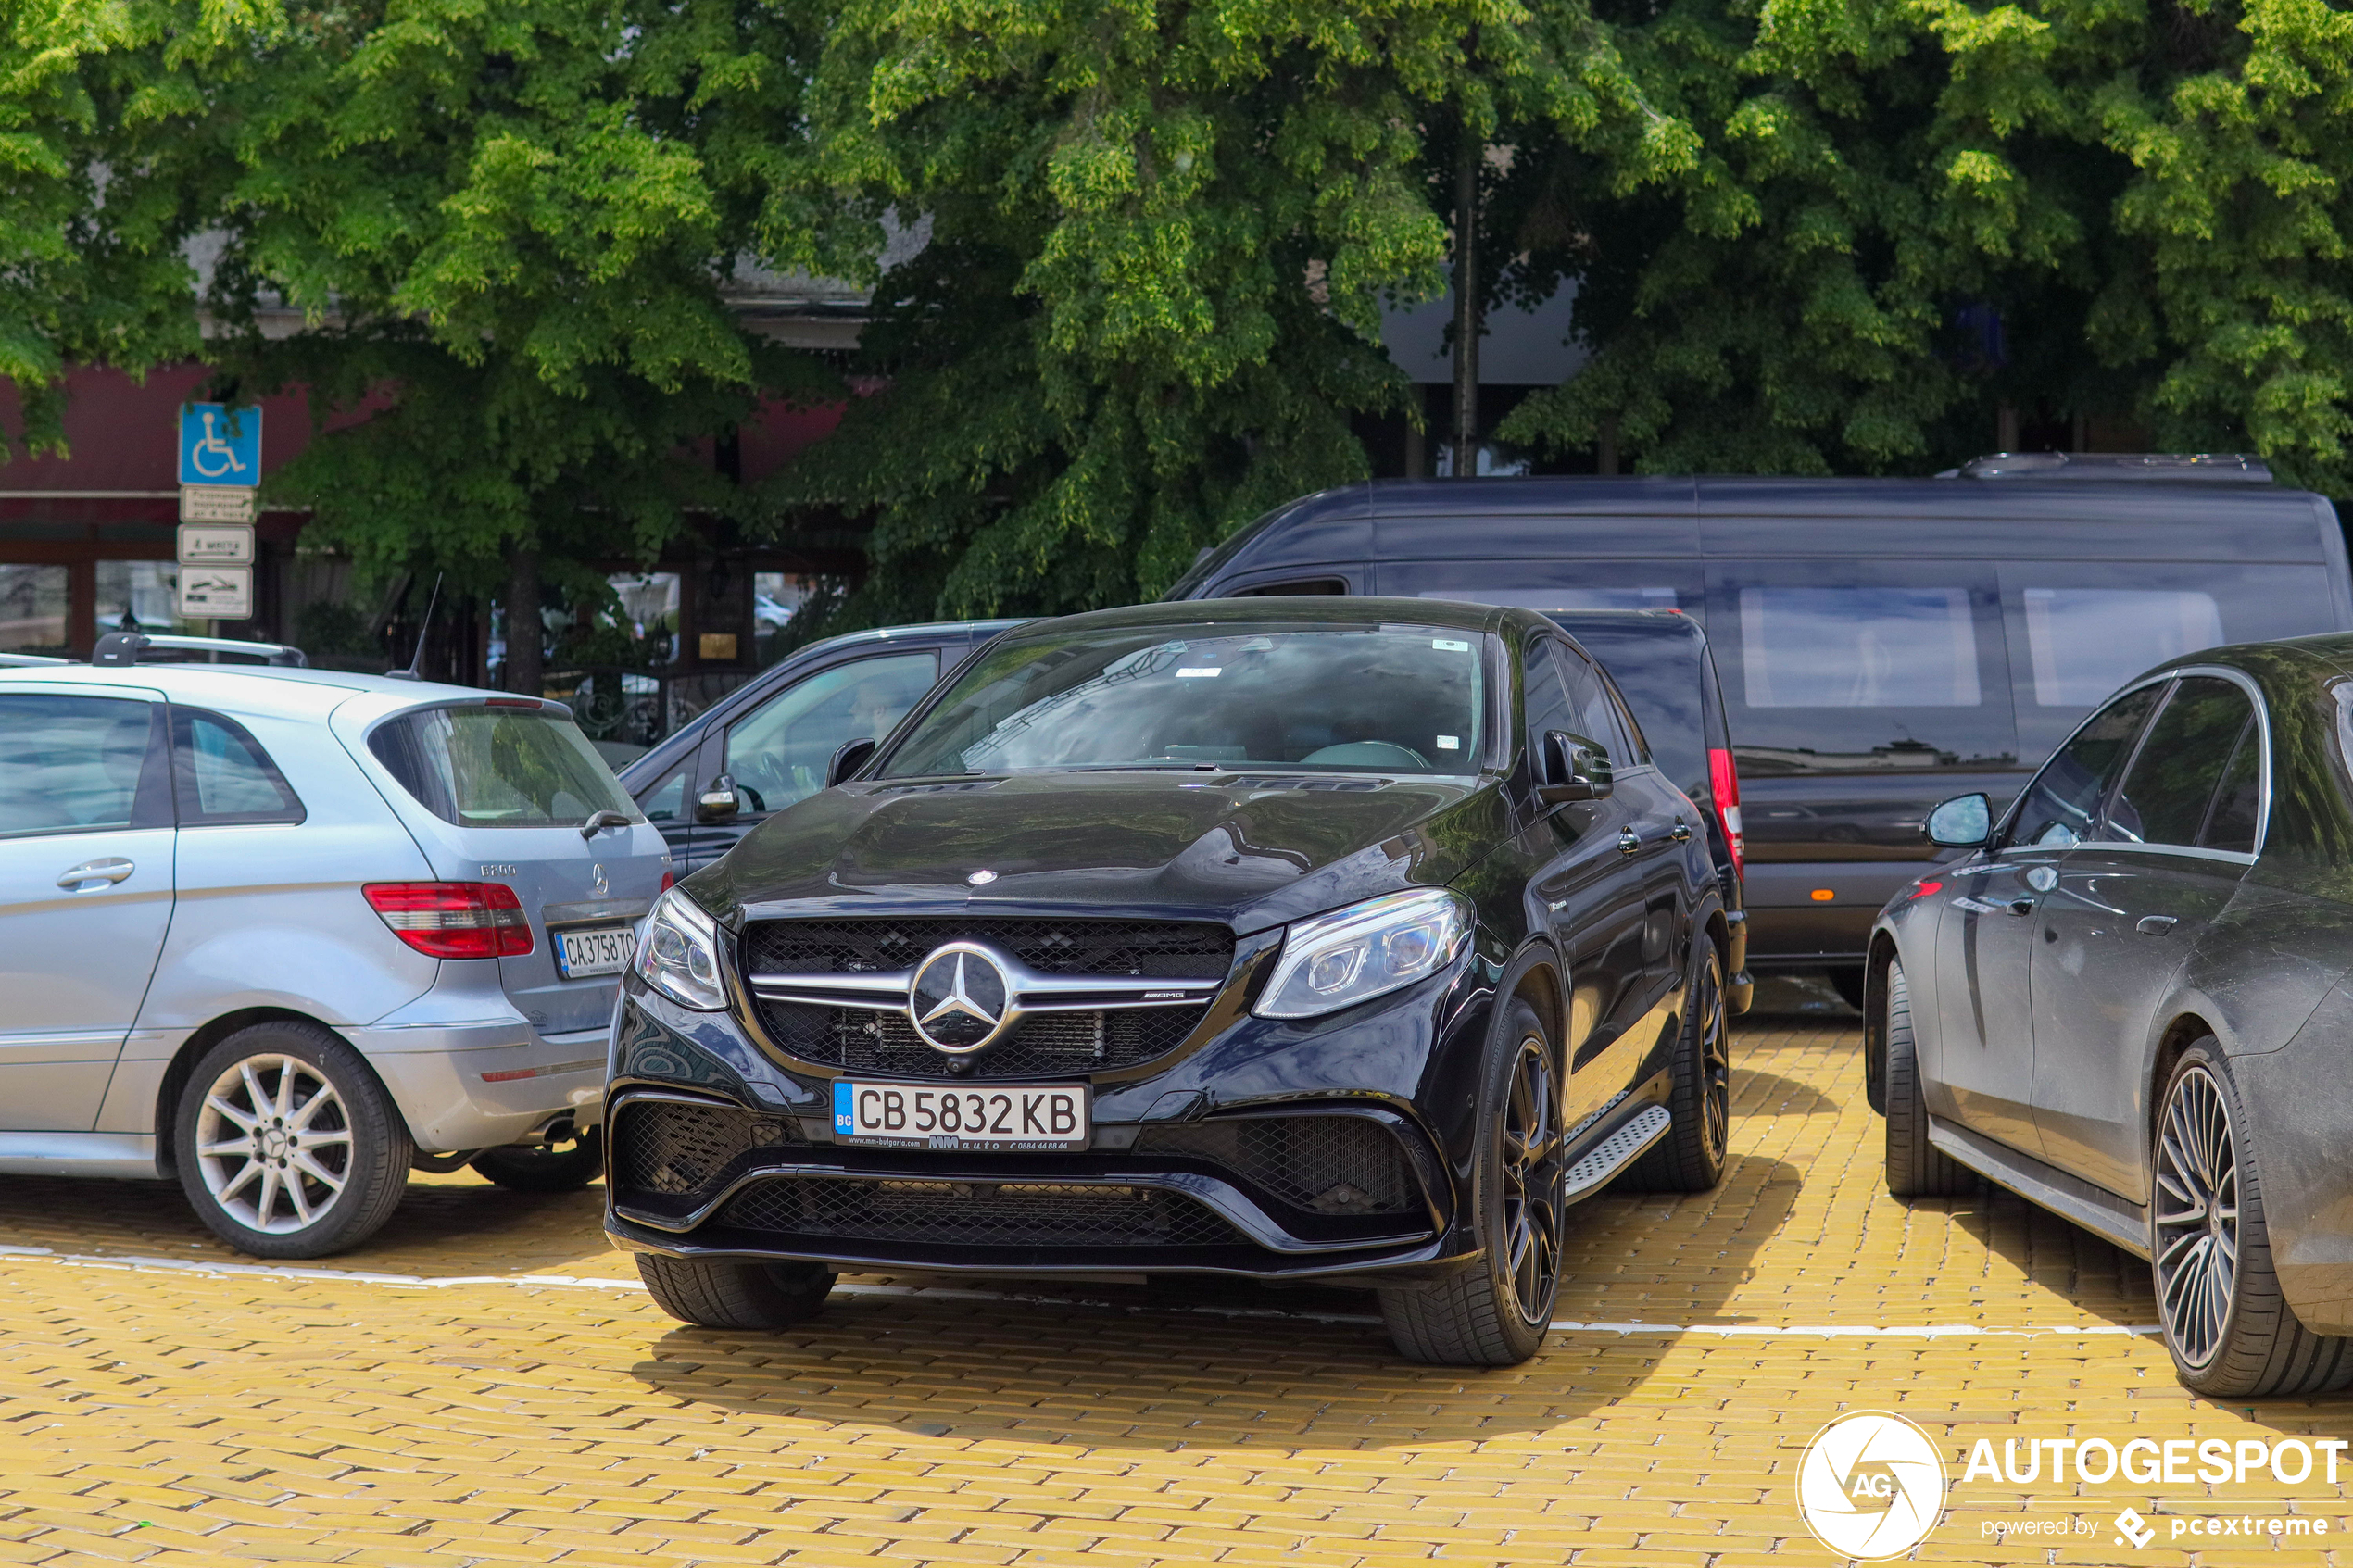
[1,984,2348,1564]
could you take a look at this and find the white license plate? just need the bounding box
[554,923,635,979]
[832,1081,1089,1150]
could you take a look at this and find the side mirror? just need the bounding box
[827,736,877,789]
[694,773,741,823]
[1536,731,1615,805]
[1925,792,1993,848]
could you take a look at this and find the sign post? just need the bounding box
[176,404,261,625]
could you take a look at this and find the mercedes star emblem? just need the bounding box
[967,869,998,885]
[909,943,1013,1053]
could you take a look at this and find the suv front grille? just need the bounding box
[1135,1115,1421,1215]
[753,999,1207,1077]
[718,1176,1242,1248]
[742,917,1234,980]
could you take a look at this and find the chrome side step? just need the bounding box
[1928,1115,2150,1259]
[1563,1104,1672,1201]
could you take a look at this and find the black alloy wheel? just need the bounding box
[2150,1043,2353,1396]
[1381,997,1565,1366]
[1623,935,1730,1191]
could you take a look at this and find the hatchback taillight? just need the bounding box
[1707,747,1745,880]
[363,882,534,959]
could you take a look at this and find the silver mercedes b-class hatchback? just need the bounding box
[0,659,670,1257]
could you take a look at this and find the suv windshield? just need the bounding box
[369,706,639,828]
[880,623,1488,777]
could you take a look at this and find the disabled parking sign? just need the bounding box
[178,403,260,487]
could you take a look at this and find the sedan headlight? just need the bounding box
[1255,888,1471,1020]
[635,888,727,1010]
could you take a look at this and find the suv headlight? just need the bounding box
[635,888,727,1010]
[1255,888,1471,1020]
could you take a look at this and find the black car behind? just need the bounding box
[604,598,1733,1365]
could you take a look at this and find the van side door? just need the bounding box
[0,688,176,1131]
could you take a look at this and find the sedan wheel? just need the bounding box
[174,1022,412,1260]
[2153,1063,2238,1370]
[2148,1043,2353,1397]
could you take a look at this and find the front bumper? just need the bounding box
[602,949,1491,1280]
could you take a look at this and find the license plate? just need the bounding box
[554,923,635,979]
[832,1081,1089,1151]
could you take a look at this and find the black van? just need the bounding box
[1167,455,2353,988]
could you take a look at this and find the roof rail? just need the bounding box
[0,651,72,667]
[1939,451,2271,483]
[91,632,309,668]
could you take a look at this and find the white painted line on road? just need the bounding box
[0,1243,2162,1337]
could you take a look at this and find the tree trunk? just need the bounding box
[1451,126,1480,480]
[505,547,542,696]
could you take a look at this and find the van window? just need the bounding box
[1737,586,1981,708]
[2023,588,2223,708]
[2001,564,2336,763]
[1708,566,2015,773]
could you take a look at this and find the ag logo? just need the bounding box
[1794,1411,1947,1560]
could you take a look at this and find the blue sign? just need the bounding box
[178,403,261,487]
[833,1081,856,1135]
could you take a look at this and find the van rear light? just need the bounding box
[363,882,534,959]
[1707,747,1745,880]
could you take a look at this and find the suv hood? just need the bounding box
[687,770,1507,935]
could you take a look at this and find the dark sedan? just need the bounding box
[1869,633,2353,1396]
[604,598,1734,1365]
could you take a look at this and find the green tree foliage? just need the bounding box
[1500,0,2353,488]
[0,0,251,457]
[183,0,834,608]
[759,0,1692,618]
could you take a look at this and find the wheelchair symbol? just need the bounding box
[188,411,247,479]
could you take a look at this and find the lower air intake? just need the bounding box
[718,1177,1242,1248]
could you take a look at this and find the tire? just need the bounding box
[1620,935,1730,1192]
[2151,1043,2353,1398]
[1827,966,1868,1011]
[172,1020,413,1260]
[472,1125,603,1192]
[1881,960,1976,1198]
[636,1253,837,1330]
[1379,997,1564,1366]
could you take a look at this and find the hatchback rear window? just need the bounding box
[368,706,637,828]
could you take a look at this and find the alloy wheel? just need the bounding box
[1500,1035,1566,1324]
[1696,948,1730,1160]
[2153,1064,2240,1369]
[194,1054,355,1234]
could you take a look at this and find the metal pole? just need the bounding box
[1452,124,1480,480]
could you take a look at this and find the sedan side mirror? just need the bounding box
[1925,792,1993,847]
[1536,731,1615,805]
[827,736,877,789]
[695,773,741,823]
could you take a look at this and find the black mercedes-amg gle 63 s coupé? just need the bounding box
[604,598,1732,1364]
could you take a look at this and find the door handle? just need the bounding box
[57,858,133,890]
[2006,897,2035,916]
[2136,915,2179,935]
[1617,829,1642,855]
[1669,818,1692,843]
